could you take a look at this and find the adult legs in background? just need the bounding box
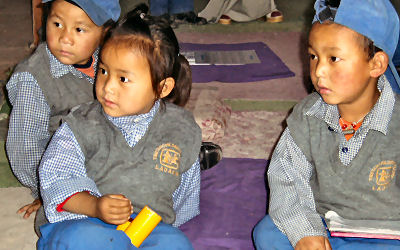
[149,0,168,16]
[149,0,193,16]
[149,0,206,26]
[198,0,283,24]
[169,0,194,15]
[266,0,284,23]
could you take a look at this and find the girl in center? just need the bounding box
[38,10,201,249]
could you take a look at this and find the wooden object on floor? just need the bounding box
[32,0,43,48]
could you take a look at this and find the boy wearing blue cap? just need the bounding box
[253,0,400,249]
[6,0,120,227]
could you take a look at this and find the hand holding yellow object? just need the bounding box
[117,206,162,247]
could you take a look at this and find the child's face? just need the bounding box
[96,43,157,117]
[308,22,378,107]
[46,0,105,65]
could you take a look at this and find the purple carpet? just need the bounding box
[180,158,269,250]
[180,42,295,83]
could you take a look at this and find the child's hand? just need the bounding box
[95,194,133,225]
[295,236,332,250]
[17,199,42,219]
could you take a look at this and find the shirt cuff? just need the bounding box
[273,216,327,247]
[41,177,100,223]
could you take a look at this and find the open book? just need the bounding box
[325,211,400,240]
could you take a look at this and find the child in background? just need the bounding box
[6,0,120,224]
[253,0,400,249]
[38,10,201,249]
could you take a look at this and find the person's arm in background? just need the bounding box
[268,128,330,249]
[172,158,200,227]
[6,72,51,218]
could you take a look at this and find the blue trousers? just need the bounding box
[253,215,400,250]
[38,216,193,250]
[149,0,194,16]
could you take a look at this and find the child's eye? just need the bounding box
[330,56,341,62]
[120,77,129,83]
[100,68,107,75]
[54,22,62,28]
[309,54,317,60]
[76,27,85,33]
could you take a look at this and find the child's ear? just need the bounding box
[159,77,175,98]
[369,51,389,78]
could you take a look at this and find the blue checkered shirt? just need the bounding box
[39,100,200,227]
[268,76,395,247]
[6,44,98,199]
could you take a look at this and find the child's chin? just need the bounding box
[321,97,339,106]
[55,57,75,65]
[102,107,118,117]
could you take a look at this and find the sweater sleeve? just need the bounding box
[268,128,327,247]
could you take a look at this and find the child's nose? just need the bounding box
[103,77,116,94]
[59,29,73,45]
[314,60,326,78]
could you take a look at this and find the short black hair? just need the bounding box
[102,9,193,107]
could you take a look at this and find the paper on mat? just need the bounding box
[325,210,400,236]
[182,50,261,65]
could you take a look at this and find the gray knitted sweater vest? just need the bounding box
[64,101,202,224]
[13,43,94,135]
[287,92,400,224]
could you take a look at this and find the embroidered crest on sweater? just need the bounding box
[369,161,397,191]
[153,143,181,176]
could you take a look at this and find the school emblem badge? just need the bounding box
[153,143,181,176]
[368,160,396,191]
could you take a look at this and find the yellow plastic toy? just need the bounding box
[117,205,162,247]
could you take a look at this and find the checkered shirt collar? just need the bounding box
[45,44,99,80]
[306,75,395,135]
[105,100,160,133]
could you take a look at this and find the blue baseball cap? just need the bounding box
[43,0,121,26]
[313,0,400,93]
